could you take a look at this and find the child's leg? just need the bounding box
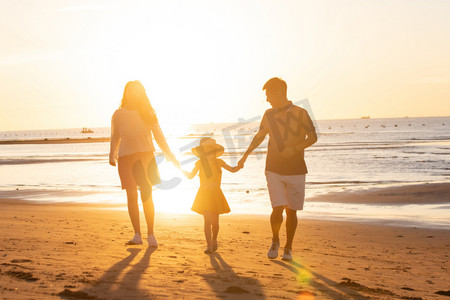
[211,213,219,251]
[211,213,219,240]
[203,212,212,250]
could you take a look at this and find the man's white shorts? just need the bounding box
[265,171,306,210]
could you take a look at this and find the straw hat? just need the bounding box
[192,137,224,158]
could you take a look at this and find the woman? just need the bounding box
[109,80,180,247]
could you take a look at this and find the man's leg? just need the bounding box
[270,206,285,244]
[285,208,298,250]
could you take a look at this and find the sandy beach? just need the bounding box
[1,196,449,299]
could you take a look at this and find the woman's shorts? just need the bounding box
[118,152,160,190]
[265,171,306,210]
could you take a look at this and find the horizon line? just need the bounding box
[1,115,449,133]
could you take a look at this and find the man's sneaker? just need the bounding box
[267,242,280,259]
[126,233,143,245]
[147,234,158,248]
[282,248,292,261]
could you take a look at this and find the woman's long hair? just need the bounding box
[120,81,157,125]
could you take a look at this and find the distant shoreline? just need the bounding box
[0,137,110,145]
[0,115,449,134]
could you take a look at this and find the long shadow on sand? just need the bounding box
[78,247,156,299]
[272,260,370,299]
[202,253,266,299]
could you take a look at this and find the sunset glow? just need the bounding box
[1,0,449,131]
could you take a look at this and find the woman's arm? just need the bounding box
[219,159,240,173]
[151,121,180,168]
[109,112,120,166]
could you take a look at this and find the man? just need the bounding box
[238,77,317,261]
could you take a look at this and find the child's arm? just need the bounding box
[182,163,199,179]
[219,159,241,173]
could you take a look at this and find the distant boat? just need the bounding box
[361,116,370,119]
[81,127,94,134]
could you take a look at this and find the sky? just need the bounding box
[1,0,449,131]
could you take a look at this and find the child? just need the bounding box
[182,137,240,254]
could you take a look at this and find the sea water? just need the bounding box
[0,117,449,228]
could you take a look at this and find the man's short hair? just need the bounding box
[263,77,287,96]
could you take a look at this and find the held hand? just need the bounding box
[166,153,181,169]
[172,159,181,169]
[231,166,241,173]
[237,157,246,169]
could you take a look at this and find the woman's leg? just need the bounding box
[211,213,219,251]
[140,186,154,235]
[203,212,212,250]
[126,188,140,235]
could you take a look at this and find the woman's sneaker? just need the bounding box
[267,242,280,259]
[282,248,292,261]
[126,233,143,245]
[147,234,158,248]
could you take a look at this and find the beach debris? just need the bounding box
[225,286,249,294]
[64,241,76,245]
[64,285,77,289]
[242,231,250,234]
[337,279,395,296]
[401,287,415,291]
[6,270,38,282]
[436,291,450,296]
[57,289,101,299]
[246,190,249,193]
[10,259,32,263]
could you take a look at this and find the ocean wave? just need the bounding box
[307,180,401,185]
[0,158,104,165]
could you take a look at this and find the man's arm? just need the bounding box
[280,110,317,158]
[238,119,268,168]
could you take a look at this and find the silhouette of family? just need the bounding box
[109,78,317,261]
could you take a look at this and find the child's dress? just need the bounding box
[191,158,231,214]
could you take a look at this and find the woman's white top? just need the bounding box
[110,108,169,158]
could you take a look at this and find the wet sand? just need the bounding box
[1,199,449,299]
[308,182,450,204]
